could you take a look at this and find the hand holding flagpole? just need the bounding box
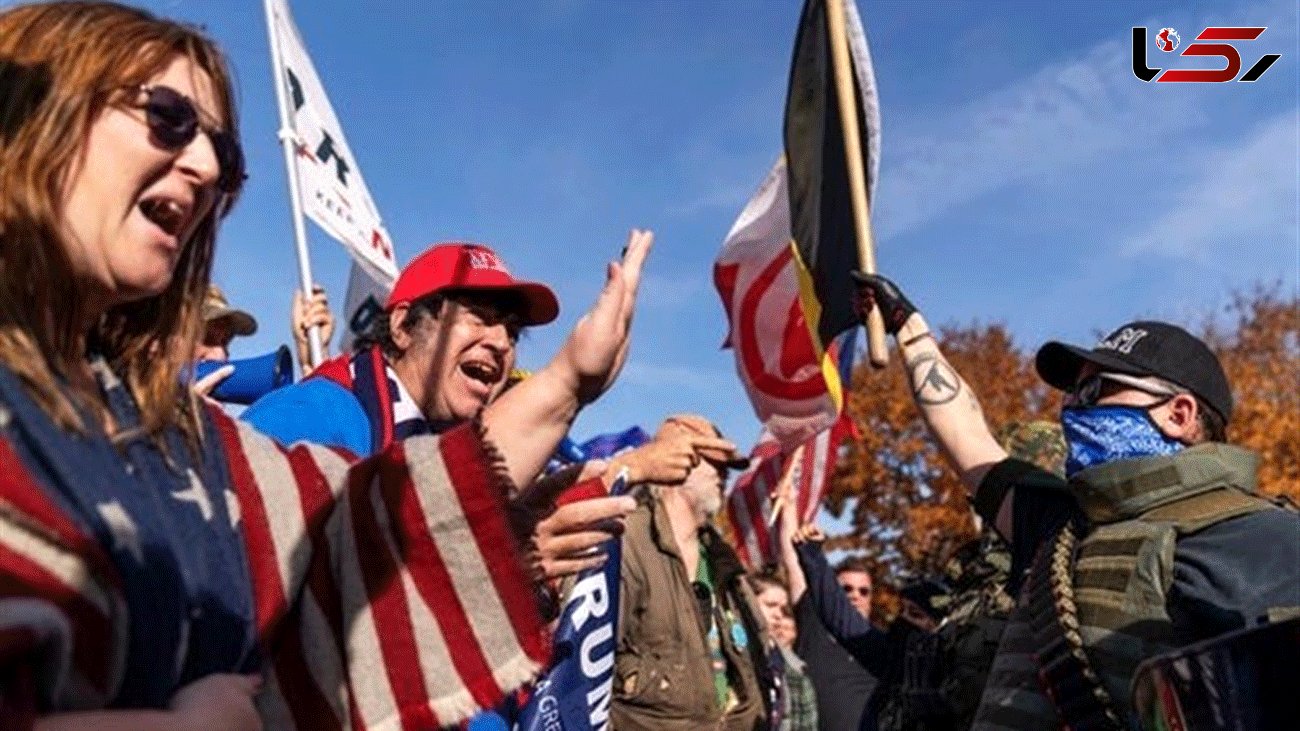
[824,0,888,369]
[264,0,400,371]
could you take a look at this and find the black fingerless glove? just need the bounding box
[850,271,917,335]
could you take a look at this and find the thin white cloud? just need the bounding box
[871,0,1295,239]
[666,79,787,217]
[877,41,1200,238]
[667,175,766,217]
[1120,110,1298,263]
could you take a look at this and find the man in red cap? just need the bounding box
[243,239,643,588]
[245,241,559,453]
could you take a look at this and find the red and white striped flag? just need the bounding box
[715,0,882,563]
[723,413,855,569]
[787,413,858,527]
[714,159,862,567]
[723,431,785,568]
[0,405,547,729]
[715,159,844,453]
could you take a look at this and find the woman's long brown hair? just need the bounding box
[0,1,239,441]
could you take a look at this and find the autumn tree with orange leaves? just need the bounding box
[824,286,1298,594]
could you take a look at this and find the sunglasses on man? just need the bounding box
[125,84,245,196]
[839,583,872,598]
[1066,371,1186,408]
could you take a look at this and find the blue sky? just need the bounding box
[127,0,1296,452]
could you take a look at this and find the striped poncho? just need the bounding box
[0,376,547,729]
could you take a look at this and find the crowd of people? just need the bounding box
[0,2,1296,730]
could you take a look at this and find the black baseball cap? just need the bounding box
[1036,321,1233,424]
[898,578,950,622]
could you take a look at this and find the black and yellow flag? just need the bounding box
[783,0,882,354]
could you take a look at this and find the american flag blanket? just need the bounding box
[0,389,546,729]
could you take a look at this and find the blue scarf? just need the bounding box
[1061,405,1184,477]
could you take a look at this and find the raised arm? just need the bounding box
[481,230,652,489]
[853,274,1008,503]
[777,477,808,604]
[792,528,889,677]
[508,430,731,582]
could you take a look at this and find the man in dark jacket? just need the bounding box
[852,273,1300,730]
[789,525,953,731]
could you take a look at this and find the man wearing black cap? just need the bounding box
[852,274,1299,731]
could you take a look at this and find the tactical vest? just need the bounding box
[972,444,1282,731]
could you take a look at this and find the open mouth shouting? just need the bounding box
[458,355,504,401]
[138,193,194,246]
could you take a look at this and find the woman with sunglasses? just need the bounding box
[0,3,651,729]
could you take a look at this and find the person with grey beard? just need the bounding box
[613,414,776,731]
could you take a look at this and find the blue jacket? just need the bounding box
[242,377,370,455]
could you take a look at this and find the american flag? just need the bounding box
[723,414,855,569]
[724,431,786,568]
[0,405,547,729]
[787,414,858,526]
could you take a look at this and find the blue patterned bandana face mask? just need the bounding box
[1061,405,1184,477]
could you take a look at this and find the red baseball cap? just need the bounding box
[385,242,559,326]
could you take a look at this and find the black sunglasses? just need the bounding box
[129,85,245,195]
[1067,371,1184,408]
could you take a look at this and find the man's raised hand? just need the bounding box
[479,230,652,491]
[559,229,653,405]
[792,523,826,545]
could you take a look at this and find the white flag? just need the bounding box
[339,263,389,351]
[268,0,399,287]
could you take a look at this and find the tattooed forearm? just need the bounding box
[906,353,963,406]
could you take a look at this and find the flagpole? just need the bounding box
[824,0,888,369]
[264,0,323,368]
[768,444,805,528]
